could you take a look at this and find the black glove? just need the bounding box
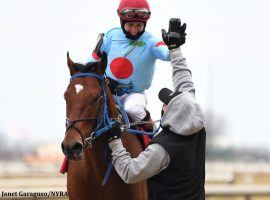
[162,18,187,49]
[107,121,122,143]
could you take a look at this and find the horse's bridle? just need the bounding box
[65,72,118,149]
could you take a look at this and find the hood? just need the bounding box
[161,91,205,135]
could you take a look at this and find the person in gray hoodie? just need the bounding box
[107,18,206,200]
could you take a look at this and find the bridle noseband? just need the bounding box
[65,117,98,148]
[65,72,117,149]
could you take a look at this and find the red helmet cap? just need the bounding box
[118,0,150,12]
[117,0,151,22]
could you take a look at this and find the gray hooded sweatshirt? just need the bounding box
[109,47,205,184]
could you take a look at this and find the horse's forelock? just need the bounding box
[73,62,100,73]
[73,63,86,72]
[85,62,99,72]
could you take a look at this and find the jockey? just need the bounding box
[86,0,170,132]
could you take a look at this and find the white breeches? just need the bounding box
[119,92,148,122]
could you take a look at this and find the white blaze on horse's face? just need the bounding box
[75,84,84,94]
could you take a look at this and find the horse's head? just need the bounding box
[61,53,109,160]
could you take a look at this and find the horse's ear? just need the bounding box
[67,51,76,75]
[100,53,107,74]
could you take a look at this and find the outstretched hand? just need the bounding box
[162,18,186,49]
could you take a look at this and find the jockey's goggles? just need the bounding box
[118,8,151,20]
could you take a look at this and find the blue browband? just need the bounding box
[70,72,102,81]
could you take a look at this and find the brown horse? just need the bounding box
[61,54,147,200]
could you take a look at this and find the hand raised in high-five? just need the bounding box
[162,18,186,49]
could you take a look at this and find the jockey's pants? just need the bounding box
[119,92,148,122]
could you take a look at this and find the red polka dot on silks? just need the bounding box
[110,57,134,79]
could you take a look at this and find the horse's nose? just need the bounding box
[61,141,83,160]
